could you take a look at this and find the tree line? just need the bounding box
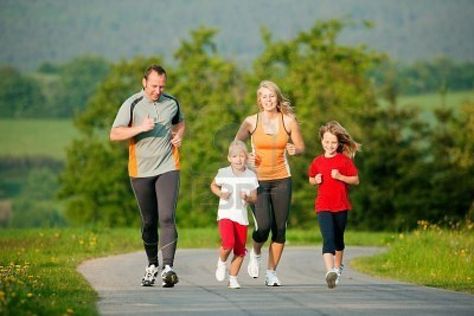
[0,56,109,118]
[1,55,473,120]
[55,20,473,231]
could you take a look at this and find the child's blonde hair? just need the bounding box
[256,80,294,116]
[228,140,249,157]
[319,121,361,158]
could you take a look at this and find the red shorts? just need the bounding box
[218,219,248,257]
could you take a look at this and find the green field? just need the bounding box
[396,90,473,111]
[0,119,78,160]
[379,90,473,123]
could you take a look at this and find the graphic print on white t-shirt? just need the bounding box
[214,166,259,226]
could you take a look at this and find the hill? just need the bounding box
[0,0,473,70]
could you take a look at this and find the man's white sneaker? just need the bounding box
[161,265,179,288]
[228,276,241,289]
[215,259,227,282]
[265,270,281,286]
[247,249,261,278]
[335,264,344,286]
[325,268,338,289]
[141,264,158,286]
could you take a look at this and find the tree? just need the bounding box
[171,27,246,226]
[10,168,66,228]
[425,103,474,223]
[51,56,110,117]
[351,103,431,230]
[0,66,46,118]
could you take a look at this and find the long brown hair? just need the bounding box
[319,121,361,158]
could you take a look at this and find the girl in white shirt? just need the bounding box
[210,140,259,289]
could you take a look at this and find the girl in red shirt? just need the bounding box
[308,121,360,289]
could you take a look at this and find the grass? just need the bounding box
[379,90,474,124]
[0,227,394,315]
[0,119,78,160]
[396,90,473,112]
[0,228,140,315]
[352,221,474,294]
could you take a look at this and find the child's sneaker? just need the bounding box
[141,264,158,286]
[265,270,281,287]
[247,248,261,278]
[161,265,179,288]
[325,268,338,289]
[335,264,344,286]
[228,275,241,289]
[215,258,227,282]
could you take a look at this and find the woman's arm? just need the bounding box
[242,188,257,204]
[235,115,256,141]
[285,115,305,155]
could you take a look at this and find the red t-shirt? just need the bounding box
[308,153,358,212]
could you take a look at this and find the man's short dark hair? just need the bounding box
[144,65,166,79]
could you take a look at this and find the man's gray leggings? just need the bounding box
[130,170,179,267]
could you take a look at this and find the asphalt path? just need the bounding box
[78,246,474,316]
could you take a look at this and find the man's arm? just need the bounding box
[109,116,155,142]
[171,121,185,147]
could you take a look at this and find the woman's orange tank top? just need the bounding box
[250,113,291,181]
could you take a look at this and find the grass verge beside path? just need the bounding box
[0,228,140,315]
[352,222,474,294]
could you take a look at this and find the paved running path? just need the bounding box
[78,247,473,315]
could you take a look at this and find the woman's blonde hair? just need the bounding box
[319,121,361,158]
[256,80,294,116]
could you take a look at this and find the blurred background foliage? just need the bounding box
[0,19,473,231]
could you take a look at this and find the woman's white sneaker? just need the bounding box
[325,268,338,289]
[265,270,281,286]
[335,264,344,286]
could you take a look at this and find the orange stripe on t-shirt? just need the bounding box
[128,139,138,177]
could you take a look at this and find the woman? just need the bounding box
[235,80,305,286]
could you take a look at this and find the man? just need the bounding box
[110,65,185,287]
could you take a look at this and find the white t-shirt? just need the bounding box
[214,166,259,226]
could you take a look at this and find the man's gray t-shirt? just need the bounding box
[112,90,184,177]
